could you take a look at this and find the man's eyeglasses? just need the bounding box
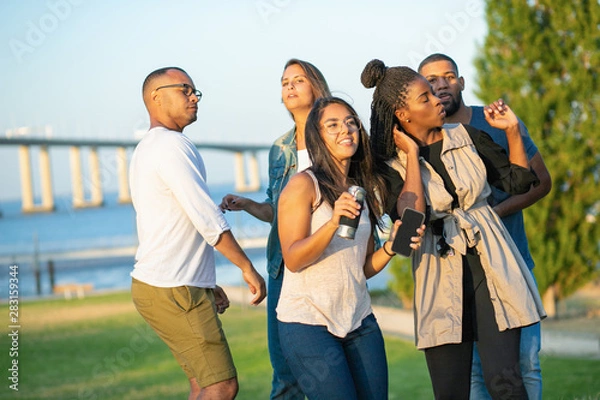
[322,116,361,136]
[154,83,202,100]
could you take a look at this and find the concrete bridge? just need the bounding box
[0,137,270,213]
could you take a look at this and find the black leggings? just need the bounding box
[424,250,528,400]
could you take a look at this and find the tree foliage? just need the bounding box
[388,256,414,309]
[474,0,600,303]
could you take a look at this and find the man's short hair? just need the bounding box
[142,66,188,100]
[418,54,459,75]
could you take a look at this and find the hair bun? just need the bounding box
[361,59,387,89]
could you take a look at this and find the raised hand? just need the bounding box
[483,98,519,131]
[393,124,419,154]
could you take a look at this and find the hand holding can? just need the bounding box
[337,186,366,240]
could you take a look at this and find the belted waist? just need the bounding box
[429,201,489,256]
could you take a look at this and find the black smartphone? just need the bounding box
[391,208,425,257]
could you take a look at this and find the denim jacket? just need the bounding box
[266,127,297,279]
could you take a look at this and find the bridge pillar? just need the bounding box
[116,146,131,203]
[39,145,54,210]
[18,145,35,212]
[234,151,261,192]
[18,145,55,213]
[70,146,85,207]
[248,151,260,191]
[69,146,104,208]
[2,137,270,214]
[89,146,103,206]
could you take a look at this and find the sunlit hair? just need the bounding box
[417,53,460,75]
[361,59,423,162]
[360,59,422,211]
[282,58,331,120]
[304,97,384,229]
[142,66,188,108]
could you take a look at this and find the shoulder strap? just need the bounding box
[303,170,321,212]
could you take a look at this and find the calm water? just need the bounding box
[0,183,391,299]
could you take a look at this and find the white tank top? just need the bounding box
[276,170,373,337]
[296,148,311,172]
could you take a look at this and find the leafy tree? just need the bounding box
[388,256,414,309]
[474,0,600,315]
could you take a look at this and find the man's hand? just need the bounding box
[242,269,267,306]
[484,98,519,132]
[214,230,267,306]
[213,285,230,314]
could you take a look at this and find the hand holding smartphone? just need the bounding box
[391,208,425,257]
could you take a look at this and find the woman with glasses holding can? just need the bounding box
[276,97,423,400]
[220,59,331,399]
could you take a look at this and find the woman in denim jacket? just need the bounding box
[220,58,330,400]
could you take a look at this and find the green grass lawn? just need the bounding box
[1,291,599,399]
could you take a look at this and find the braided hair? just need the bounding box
[361,59,422,162]
[361,59,422,210]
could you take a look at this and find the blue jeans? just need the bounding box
[470,322,542,400]
[268,272,305,399]
[278,313,388,400]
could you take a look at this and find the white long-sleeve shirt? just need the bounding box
[129,127,230,288]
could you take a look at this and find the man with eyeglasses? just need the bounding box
[129,66,266,400]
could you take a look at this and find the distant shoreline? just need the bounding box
[0,237,268,265]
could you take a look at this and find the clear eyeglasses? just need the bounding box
[322,116,361,135]
[154,83,202,100]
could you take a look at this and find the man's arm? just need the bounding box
[213,230,267,305]
[493,151,552,217]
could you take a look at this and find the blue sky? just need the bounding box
[0,0,487,201]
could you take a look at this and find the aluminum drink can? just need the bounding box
[337,185,366,240]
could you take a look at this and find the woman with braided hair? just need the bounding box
[361,59,546,399]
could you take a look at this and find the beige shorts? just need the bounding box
[131,278,236,387]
